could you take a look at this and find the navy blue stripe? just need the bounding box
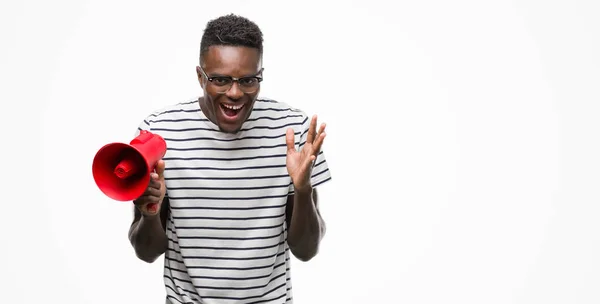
[165,134,297,144]
[165,271,287,291]
[163,153,286,162]
[167,183,291,191]
[167,247,289,260]
[150,108,200,119]
[166,163,286,171]
[164,275,194,288]
[312,175,332,188]
[165,174,289,181]
[168,142,287,151]
[173,223,282,230]
[311,168,330,179]
[300,126,309,137]
[187,268,285,281]
[152,121,302,133]
[168,202,287,211]
[246,292,287,304]
[168,193,288,200]
[165,295,187,304]
[153,118,208,123]
[168,227,283,240]
[166,264,285,282]
[173,241,285,252]
[247,114,302,122]
[165,257,288,271]
[314,158,326,168]
[165,284,200,303]
[179,100,198,105]
[153,114,303,124]
[166,259,285,275]
[172,213,285,221]
[165,279,198,296]
[201,282,287,300]
[164,132,298,142]
[252,107,294,112]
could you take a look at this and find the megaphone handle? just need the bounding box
[145,162,160,213]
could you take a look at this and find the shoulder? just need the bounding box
[142,98,200,124]
[253,97,309,124]
[135,98,201,135]
[254,97,304,113]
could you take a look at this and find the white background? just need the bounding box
[1,0,599,303]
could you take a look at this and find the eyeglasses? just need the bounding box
[198,66,264,94]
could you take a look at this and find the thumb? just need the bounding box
[155,160,166,180]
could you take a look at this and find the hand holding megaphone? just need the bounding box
[133,159,166,216]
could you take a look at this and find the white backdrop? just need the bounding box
[2,0,600,303]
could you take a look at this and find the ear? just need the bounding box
[196,66,205,88]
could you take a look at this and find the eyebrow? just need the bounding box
[207,69,263,78]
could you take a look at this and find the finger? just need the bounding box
[144,186,162,198]
[313,122,326,143]
[303,153,317,169]
[133,195,160,207]
[306,115,317,144]
[286,128,296,152]
[155,160,166,180]
[148,174,162,190]
[134,185,162,205]
[312,131,327,157]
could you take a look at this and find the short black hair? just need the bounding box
[199,14,263,64]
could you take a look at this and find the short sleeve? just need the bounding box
[133,117,152,137]
[288,112,333,195]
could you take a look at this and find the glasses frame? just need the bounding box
[198,66,264,94]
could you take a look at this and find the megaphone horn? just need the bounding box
[92,130,167,201]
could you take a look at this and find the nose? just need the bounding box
[225,81,244,100]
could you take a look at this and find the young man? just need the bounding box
[127,14,332,304]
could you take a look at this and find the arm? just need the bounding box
[284,114,329,262]
[128,196,170,263]
[286,188,326,261]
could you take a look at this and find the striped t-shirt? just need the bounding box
[134,98,332,304]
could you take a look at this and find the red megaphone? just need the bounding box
[92,130,167,201]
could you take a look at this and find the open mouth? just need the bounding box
[219,103,245,119]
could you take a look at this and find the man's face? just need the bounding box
[197,45,263,134]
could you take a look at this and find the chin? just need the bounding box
[218,124,243,134]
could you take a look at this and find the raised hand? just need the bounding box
[133,160,167,216]
[286,115,326,193]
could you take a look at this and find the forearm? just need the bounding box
[129,214,168,263]
[287,187,324,261]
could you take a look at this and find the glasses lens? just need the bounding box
[211,77,232,87]
[210,77,260,94]
[238,77,260,93]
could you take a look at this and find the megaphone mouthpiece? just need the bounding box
[114,158,138,179]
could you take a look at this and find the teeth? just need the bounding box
[223,104,243,110]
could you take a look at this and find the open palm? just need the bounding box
[286,115,327,192]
